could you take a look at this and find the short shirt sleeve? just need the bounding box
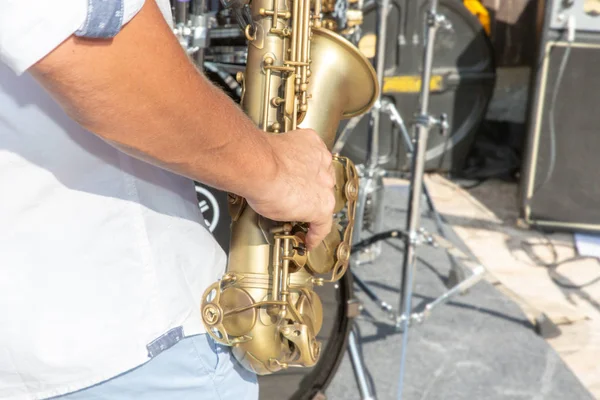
[0,0,146,76]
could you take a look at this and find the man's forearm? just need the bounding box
[30,0,274,198]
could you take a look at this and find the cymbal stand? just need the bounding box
[333,0,459,324]
[340,0,393,395]
[336,0,489,398]
[394,1,487,398]
[331,0,459,283]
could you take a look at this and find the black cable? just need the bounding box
[457,178,487,190]
[351,229,407,254]
[533,33,573,195]
[518,233,600,290]
[352,271,381,303]
[204,62,242,98]
[547,255,600,290]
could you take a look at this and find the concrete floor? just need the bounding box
[423,174,600,399]
[321,180,592,400]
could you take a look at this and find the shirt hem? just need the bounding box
[25,321,205,400]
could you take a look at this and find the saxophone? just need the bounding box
[200,0,378,374]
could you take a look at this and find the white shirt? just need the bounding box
[0,1,226,399]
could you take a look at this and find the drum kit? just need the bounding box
[170,0,492,398]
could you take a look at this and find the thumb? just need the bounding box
[305,215,332,251]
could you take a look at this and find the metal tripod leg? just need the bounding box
[348,325,377,400]
[382,101,444,231]
[332,115,366,155]
[351,172,371,262]
[381,100,466,286]
[352,271,397,320]
[400,231,488,324]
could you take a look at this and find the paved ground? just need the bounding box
[425,175,600,398]
[321,182,593,400]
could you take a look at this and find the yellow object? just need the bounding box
[358,33,377,58]
[383,75,444,93]
[200,0,379,376]
[463,0,491,35]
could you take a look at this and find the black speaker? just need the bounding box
[339,0,496,173]
[521,0,600,232]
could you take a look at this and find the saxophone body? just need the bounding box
[200,0,378,375]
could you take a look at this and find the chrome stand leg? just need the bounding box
[352,175,370,253]
[395,2,457,399]
[332,115,366,155]
[348,326,377,400]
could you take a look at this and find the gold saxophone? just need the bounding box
[200,0,378,374]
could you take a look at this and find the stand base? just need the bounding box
[351,228,488,330]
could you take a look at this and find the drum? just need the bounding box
[341,0,496,173]
[194,182,231,252]
[258,272,354,400]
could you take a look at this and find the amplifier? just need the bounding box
[339,0,496,173]
[520,0,600,232]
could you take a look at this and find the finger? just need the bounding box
[306,215,333,251]
[306,193,335,250]
[322,148,333,165]
[320,151,335,186]
[303,128,322,145]
[327,160,336,187]
[318,167,335,188]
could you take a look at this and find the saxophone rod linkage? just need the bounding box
[291,0,300,67]
[300,0,310,109]
[271,236,282,301]
[316,268,347,285]
[280,61,308,67]
[223,300,288,316]
[259,8,291,18]
[281,238,292,311]
[292,94,299,130]
[295,0,304,71]
[222,299,305,325]
[262,57,274,131]
[272,0,280,29]
[313,0,322,27]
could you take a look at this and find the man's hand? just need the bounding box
[245,129,337,251]
[28,0,337,250]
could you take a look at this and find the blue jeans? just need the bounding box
[51,334,258,400]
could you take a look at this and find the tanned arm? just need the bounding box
[29,0,335,249]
